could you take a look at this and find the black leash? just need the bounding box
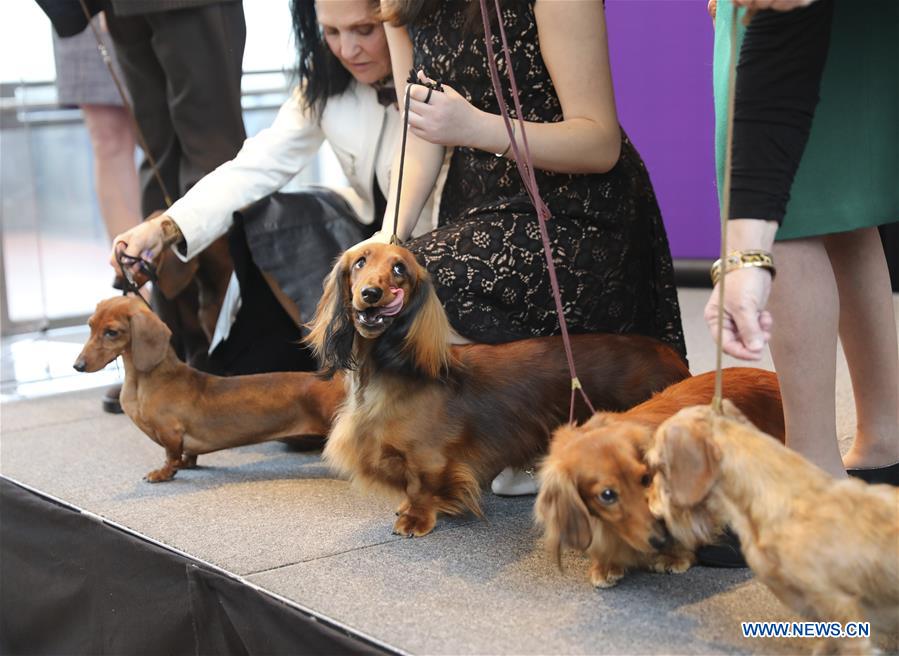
[389,70,442,245]
[115,247,157,310]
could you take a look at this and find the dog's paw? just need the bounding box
[589,563,624,588]
[651,553,694,575]
[392,511,436,538]
[144,468,175,483]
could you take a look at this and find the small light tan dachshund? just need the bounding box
[649,401,899,655]
[535,368,784,588]
[74,296,344,482]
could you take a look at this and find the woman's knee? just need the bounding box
[81,105,136,159]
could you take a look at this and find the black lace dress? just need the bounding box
[405,1,687,361]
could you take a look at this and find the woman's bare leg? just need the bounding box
[768,237,847,477]
[824,227,899,469]
[81,104,142,240]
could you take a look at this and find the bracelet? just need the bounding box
[159,217,184,248]
[495,121,515,158]
[710,249,776,286]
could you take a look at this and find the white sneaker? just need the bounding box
[491,466,539,496]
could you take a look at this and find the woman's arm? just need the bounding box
[376,17,446,242]
[406,0,620,174]
[110,90,326,270]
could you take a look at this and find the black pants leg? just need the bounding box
[106,4,246,370]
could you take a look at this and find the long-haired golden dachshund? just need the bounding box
[306,242,691,537]
[648,402,898,655]
[535,368,784,588]
[75,296,344,482]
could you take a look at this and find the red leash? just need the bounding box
[478,0,595,422]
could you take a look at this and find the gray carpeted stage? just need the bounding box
[1,290,885,655]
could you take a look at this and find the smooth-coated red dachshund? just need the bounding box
[535,368,784,587]
[306,242,691,537]
[75,296,344,481]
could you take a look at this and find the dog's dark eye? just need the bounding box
[392,262,406,277]
[103,329,119,338]
[354,257,366,269]
[641,473,652,488]
[599,489,618,505]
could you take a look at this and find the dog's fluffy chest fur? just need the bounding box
[324,374,452,494]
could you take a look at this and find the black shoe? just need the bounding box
[102,384,124,414]
[280,435,327,452]
[846,461,899,486]
[697,528,747,568]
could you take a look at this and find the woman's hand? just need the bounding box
[109,214,180,276]
[350,229,394,252]
[406,71,485,148]
[704,267,774,361]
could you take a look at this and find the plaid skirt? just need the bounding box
[52,16,126,107]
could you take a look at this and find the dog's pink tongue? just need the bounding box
[379,288,404,317]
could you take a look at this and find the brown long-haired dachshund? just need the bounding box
[535,368,784,588]
[75,296,344,482]
[306,242,691,537]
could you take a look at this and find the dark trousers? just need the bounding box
[730,0,834,223]
[106,3,246,369]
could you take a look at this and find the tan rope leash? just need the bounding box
[712,2,742,414]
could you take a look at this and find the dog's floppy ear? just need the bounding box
[129,310,172,372]
[720,398,754,427]
[403,261,451,378]
[535,460,593,567]
[657,417,721,508]
[305,253,355,377]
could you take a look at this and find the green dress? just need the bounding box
[714,0,898,241]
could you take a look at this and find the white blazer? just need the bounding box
[169,79,437,261]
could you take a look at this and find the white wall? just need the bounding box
[1,0,295,84]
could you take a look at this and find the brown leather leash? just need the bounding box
[478,0,595,422]
[77,0,174,209]
[77,0,168,310]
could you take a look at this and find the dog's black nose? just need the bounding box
[649,521,672,551]
[73,360,86,372]
[361,287,383,304]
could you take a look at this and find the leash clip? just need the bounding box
[570,377,582,392]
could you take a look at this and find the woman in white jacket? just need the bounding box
[111,0,435,374]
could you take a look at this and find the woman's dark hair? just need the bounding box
[291,0,360,116]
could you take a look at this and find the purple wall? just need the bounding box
[606,0,720,259]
